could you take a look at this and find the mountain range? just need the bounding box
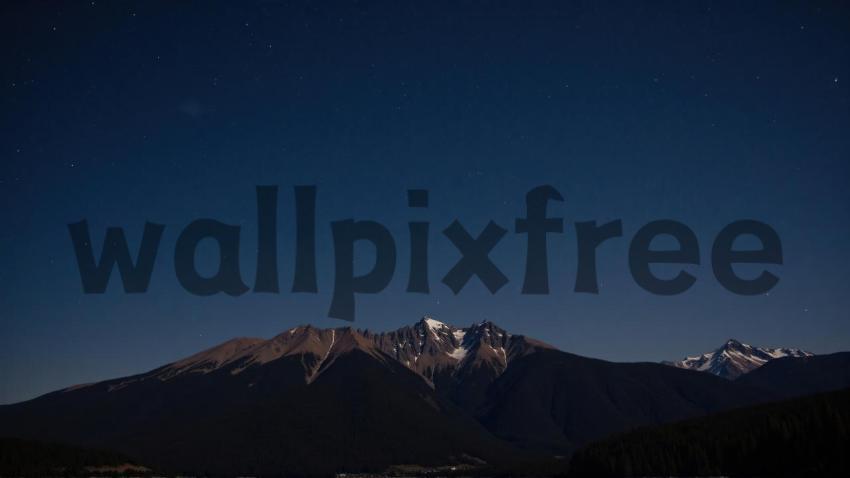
[664,338,813,379]
[1,317,847,476]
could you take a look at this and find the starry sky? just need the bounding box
[1,1,849,404]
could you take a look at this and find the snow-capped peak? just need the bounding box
[423,316,446,332]
[143,317,553,393]
[666,339,814,379]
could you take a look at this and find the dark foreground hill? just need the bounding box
[0,437,148,477]
[568,387,850,477]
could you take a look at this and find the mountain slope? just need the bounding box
[0,327,523,475]
[665,339,813,379]
[736,352,850,400]
[478,348,767,453]
[366,318,553,412]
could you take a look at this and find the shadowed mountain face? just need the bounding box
[366,318,552,412]
[0,318,843,475]
[479,349,766,452]
[737,352,850,399]
[664,339,813,379]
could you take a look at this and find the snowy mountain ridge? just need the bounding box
[145,316,551,387]
[665,339,813,379]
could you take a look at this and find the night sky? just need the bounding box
[1,1,849,404]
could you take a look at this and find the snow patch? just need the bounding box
[449,346,467,361]
[424,317,446,332]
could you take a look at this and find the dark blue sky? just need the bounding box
[1,1,848,404]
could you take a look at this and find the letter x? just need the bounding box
[441,220,509,294]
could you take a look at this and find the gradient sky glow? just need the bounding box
[1,1,849,404]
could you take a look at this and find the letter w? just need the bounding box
[68,220,164,293]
